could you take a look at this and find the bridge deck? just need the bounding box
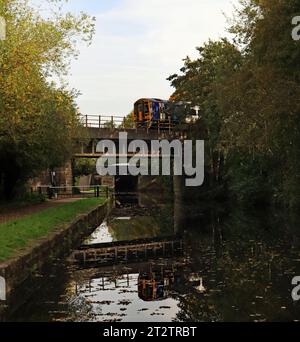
[85,127,188,141]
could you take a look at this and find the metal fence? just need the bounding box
[34,185,110,200]
[79,114,177,134]
[80,115,128,129]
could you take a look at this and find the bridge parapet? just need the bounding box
[75,115,191,158]
[79,114,189,140]
[85,127,186,141]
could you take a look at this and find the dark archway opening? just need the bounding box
[115,176,138,193]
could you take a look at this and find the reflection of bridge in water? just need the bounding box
[70,233,191,302]
[71,235,185,267]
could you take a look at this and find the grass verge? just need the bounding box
[0,198,106,262]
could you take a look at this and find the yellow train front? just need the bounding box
[133,98,179,129]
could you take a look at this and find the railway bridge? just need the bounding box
[74,114,190,159]
[31,114,197,208]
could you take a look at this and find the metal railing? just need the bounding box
[80,115,129,129]
[34,185,110,200]
[79,114,177,134]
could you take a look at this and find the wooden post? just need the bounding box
[47,186,51,199]
[111,116,114,129]
[85,115,88,127]
[99,115,101,128]
[96,186,100,198]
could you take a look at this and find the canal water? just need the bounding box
[3,192,300,322]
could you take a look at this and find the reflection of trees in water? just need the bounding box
[174,206,300,322]
[174,293,222,322]
[62,295,95,322]
[56,282,103,322]
[108,205,174,241]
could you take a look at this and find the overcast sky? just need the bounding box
[33,0,238,116]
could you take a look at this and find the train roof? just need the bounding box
[134,98,169,104]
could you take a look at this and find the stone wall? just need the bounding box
[0,200,110,301]
[29,160,73,189]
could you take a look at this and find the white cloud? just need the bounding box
[68,0,237,116]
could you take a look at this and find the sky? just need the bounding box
[32,0,238,116]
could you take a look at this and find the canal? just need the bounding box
[2,191,300,322]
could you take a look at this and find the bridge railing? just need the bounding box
[79,115,128,129]
[79,114,178,133]
[33,185,110,200]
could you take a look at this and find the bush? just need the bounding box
[19,192,47,204]
[225,153,272,207]
[72,187,81,195]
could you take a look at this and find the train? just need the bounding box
[133,98,197,129]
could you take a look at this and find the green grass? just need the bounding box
[0,198,106,262]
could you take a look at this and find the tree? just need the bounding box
[0,0,95,199]
[169,0,300,207]
[220,0,300,207]
[122,111,135,129]
[73,158,96,179]
[168,39,242,186]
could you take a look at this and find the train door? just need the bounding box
[138,102,144,123]
[144,100,151,124]
[152,101,160,122]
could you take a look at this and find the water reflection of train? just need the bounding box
[138,266,206,301]
[138,264,182,302]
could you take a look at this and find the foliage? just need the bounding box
[73,158,95,178]
[168,39,242,186]
[122,111,135,129]
[0,0,95,199]
[168,0,300,208]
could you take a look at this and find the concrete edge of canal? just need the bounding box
[0,199,112,301]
